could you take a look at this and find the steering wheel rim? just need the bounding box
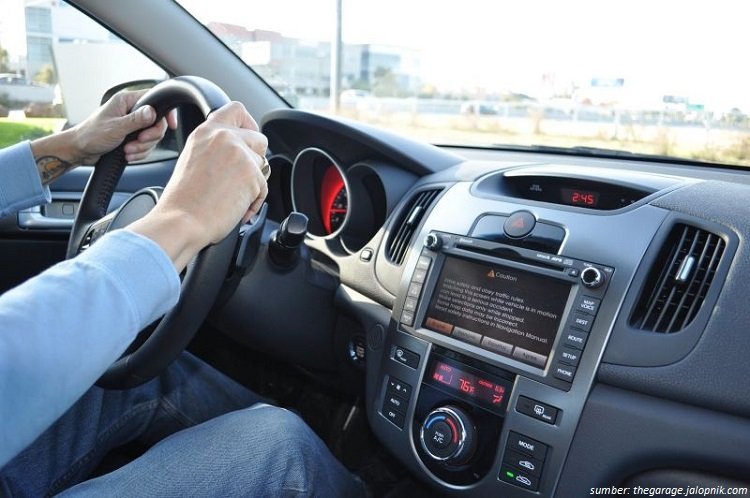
[67,76,237,389]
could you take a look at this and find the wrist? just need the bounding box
[30,128,84,165]
[127,208,207,272]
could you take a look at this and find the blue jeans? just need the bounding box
[0,353,365,497]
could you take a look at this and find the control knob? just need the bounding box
[424,233,442,251]
[580,266,604,288]
[420,406,477,465]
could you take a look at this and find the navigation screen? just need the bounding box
[423,257,570,369]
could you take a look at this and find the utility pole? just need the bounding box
[330,0,342,113]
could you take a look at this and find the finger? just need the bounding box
[235,129,268,158]
[111,89,149,112]
[114,105,158,136]
[243,160,268,222]
[207,101,259,131]
[124,139,158,155]
[137,118,168,142]
[166,109,178,130]
[125,147,159,162]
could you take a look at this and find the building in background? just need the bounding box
[207,22,420,99]
[24,0,112,82]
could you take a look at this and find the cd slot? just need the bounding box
[454,240,563,271]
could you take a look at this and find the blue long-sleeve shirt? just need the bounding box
[0,142,181,469]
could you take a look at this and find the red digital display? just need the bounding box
[561,187,599,207]
[430,361,507,409]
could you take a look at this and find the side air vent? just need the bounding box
[630,224,725,333]
[386,188,442,265]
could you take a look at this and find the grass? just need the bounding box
[0,118,66,149]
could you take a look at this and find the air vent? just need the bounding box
[630,224,725,333]
[386,188,442,265]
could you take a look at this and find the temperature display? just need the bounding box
[561,187,599,207]
[430,360,510,411]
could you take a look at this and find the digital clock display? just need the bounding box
[429,360,510,412]
[561,187,599,207]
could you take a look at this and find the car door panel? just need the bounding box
[0,157,177,293]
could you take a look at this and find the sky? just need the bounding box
[176,0,750,110]
[2,0,748,110]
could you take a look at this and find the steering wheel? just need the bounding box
[66,76,237,389]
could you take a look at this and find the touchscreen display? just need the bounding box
[423,257,570,369]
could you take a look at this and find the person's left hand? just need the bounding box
[72,89,178,164]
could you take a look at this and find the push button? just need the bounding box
[382,406,405,428]
[516,396,558,424]
[387,377,412,400]
[403,297,418,312]
[407,283,422,298]
[563,328,588,350]
[411,268,427,283]
[576,295,601,315]
[385,394,407,412]
[416,255,432,271]
[400,310,414,326]
[504,211,536,238]
[392,346,420,368]
[503,449,543,477]
[559,347,582,366]
[553,363,577,382]
[507,431,547,461]
[500,465,540,491]
[570,312,594,332]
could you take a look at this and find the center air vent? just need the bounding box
[386,188,442,265]
[630,224,725,333]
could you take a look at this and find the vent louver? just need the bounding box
[630,224,725,333]
[386,188,442,265]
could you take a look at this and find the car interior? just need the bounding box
[1,1,750,496]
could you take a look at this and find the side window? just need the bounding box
[0,1,175,159]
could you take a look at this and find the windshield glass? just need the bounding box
[176,0,750,167]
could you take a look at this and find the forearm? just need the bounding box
[29,128,85,185]
[0,230,180,469]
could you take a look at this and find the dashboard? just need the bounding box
[210,109,750,496]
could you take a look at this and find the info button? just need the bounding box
[512,347,548,368]
[452,327,482,345]
[481,336,513,356]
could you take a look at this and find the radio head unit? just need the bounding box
[399,231,613,391]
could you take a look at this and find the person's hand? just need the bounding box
[72,89,178,164]
[30,89,178,184]
[128,102,268,270]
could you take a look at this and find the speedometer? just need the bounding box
[320,165,348,234]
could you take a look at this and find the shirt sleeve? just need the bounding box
[0,141,51,218]
[0,229,181,469]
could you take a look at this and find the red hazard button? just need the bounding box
[504,211,536,238]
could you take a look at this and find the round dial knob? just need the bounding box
[420,406,477,465]
[423,233,442,251]
[580,266,604,288]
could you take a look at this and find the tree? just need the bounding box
[371,66,399,97]
[33,64,56,85]
[0,42,10,73]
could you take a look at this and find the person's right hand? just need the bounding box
[127,102,268,270]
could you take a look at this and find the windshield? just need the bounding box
[176,0,750,167]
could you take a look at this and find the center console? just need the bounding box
[366,179,671,496]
